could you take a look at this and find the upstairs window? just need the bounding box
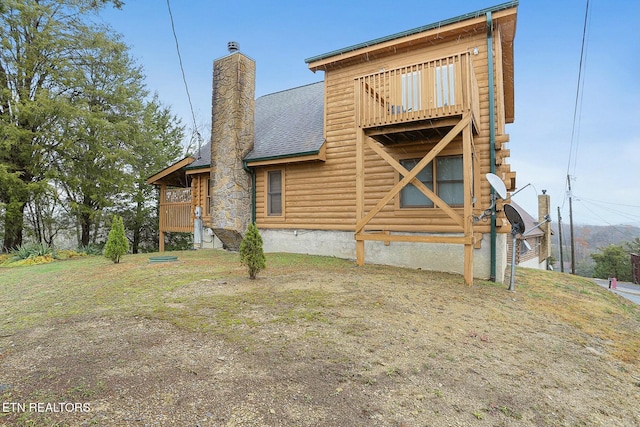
[267,170,283,216]
[435,63,455,107]
[401,70,422,112]
[399,155,463,208]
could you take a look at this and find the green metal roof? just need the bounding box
[304,1,518,64]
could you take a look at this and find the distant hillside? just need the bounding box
[551,224,640,276]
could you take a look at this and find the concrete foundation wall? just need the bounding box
[260,228,507,282]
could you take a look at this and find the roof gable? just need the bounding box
[305,1,518,69]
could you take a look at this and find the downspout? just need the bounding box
[242,160,256,224]
[487,11,497,281]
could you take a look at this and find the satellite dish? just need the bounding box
[504,204,525,235]
[486,173,507,200]
[473,173,508,223]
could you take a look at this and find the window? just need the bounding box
[435,63,455,107]
[435,156,464,205]
[206,178,211,216]
[400,159,434,208]
[401,70,422,112]
[267,170,282,216]
[399,155,463,208]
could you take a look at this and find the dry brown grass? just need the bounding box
[1,250,639,426]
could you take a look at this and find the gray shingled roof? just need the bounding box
[186,81,325,169]
[246,81,325,161]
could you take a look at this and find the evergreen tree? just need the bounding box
[623,237,640,255]
[104,215,128,263]
[53,30,147,248]
[0,0,123,252]
[591,244,632,282]
[121,96,184,253]
[239,223,266,279]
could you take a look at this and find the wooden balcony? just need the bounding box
[355,53,479,144]
[159,187,192,233]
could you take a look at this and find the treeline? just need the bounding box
[0,1,186,253]
[552,224,640,279]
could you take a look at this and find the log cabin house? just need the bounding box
[147,2,526,284]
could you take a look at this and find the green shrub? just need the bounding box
[78,243,104,256]
[104,215,129,264]
[239,223,266,279]
[11,242,55,261]
[56,249,87,260]
[5,254,54,267]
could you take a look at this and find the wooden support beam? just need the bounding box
[463,122,474,286]
[159,230,165,253]
[356,233,470,245]
[365,137,464,228]
[356,127,365,266]
[363,117,461,137]
[159,184,166,253]
[355,113,471,233]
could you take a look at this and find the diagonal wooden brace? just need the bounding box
[355,113,470,233]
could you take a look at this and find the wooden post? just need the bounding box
[159,184,166,253]
[159,231,165,253]
[355,128,365,266]
[463,121,474,286]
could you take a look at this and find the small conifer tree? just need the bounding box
[239,223,266,279]
[104,215,129,263]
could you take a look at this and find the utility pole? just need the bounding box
[567,175,576,275]
[557,206,564,273]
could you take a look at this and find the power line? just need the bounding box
[563,0,591,275]
[576,196,640,209]
[575,197,640,223]
[565,0,591,182]
[166,0,202,153]
[575,200,638,237]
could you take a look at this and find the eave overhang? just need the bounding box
[244,142,327,168]
[145,156,195,187]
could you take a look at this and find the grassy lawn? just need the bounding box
[1,250,639,426]
[1,251,348,337]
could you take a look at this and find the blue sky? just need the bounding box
[98,0,640,227]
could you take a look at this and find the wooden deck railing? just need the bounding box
[355,52,479,129]
[160,188,192,233]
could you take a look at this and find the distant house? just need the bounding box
[506,200,553,270]
[147,2,522,284]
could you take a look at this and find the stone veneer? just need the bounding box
[209,51,255,246]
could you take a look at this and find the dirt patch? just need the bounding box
[1,265,639,426]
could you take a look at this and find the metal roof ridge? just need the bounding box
[304,1,518,64]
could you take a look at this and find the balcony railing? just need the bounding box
[160,188,192,232]
[355,52,479,130]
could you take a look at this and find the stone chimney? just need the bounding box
[538,191,551,262]
[209,44,255,249]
